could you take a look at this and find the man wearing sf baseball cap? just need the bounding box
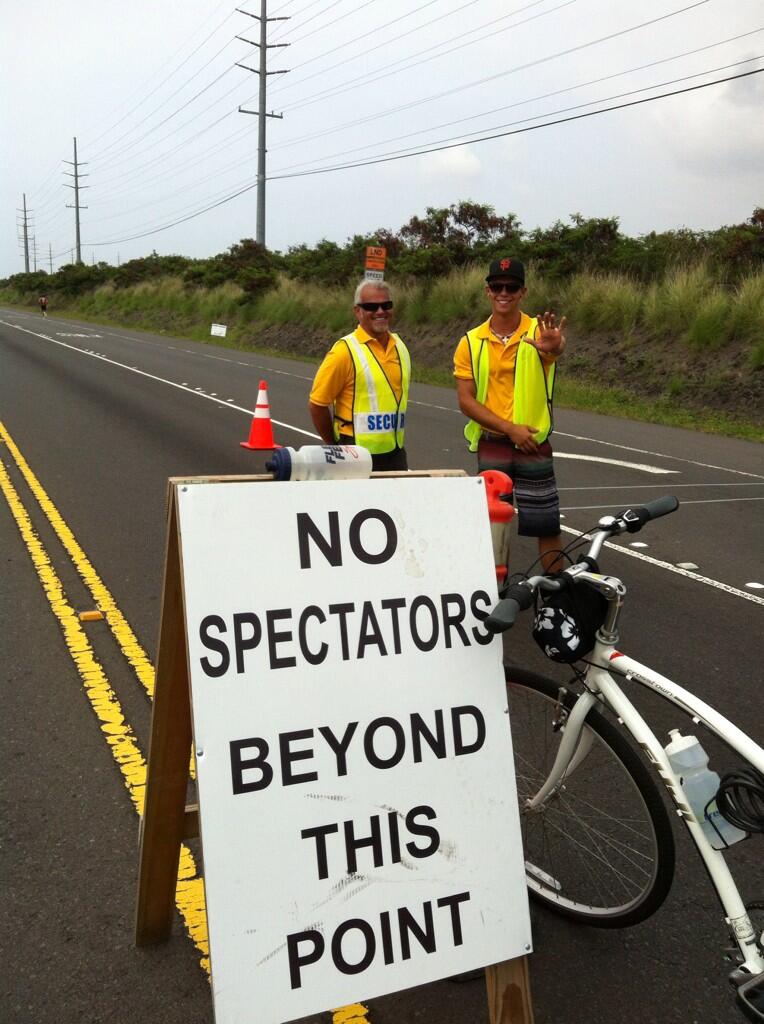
[486,256,525,284]
[453,257,567,571]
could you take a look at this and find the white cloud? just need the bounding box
[416,145,483,182]
[652,59,764,178]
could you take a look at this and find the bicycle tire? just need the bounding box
[505,665,676,927]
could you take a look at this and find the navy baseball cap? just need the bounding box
[486,257,525,284]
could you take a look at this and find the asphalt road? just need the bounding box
[1,308,762,1024]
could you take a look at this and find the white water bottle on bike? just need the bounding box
[266,444,373,481]
[665,730,747,849]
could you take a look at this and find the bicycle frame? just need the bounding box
[528,634,764,978]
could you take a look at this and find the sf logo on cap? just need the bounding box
[500,258,510,271]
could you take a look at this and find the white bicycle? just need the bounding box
[486,496,764,1021]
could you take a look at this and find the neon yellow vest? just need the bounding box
[336,331,411,454]
[462,319,555,452]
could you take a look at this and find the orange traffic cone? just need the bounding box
[240,380,281,450]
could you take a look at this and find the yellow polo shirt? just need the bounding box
[453,315,555,424]
[310,325,403,437]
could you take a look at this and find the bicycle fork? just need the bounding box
[524,687,598,809]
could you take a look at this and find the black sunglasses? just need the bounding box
[357,300,393,312]
[488,282,523,294]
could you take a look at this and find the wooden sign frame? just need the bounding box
[135,473,534,1024]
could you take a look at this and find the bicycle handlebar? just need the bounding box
[620,494,679,533]
[484,495,679,635]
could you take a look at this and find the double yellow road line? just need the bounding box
[0,421,369,1023]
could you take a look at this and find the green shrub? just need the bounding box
[686,292,733,349]
[643,264,713,338]
[730,272,764,343]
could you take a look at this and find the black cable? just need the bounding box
[89,61,237,169]
[78,66,760,247]
[267,0,444,95]
[716,768,764,834]
[275,0,710,123]
[268,0,357,45]
[268,39,763,170]
[267,67,763,181]
[85,2,237,153]
[278,0,575,117]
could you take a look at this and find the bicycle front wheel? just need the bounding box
[506,666,675,927]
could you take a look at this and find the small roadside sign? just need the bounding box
[364,245,386,280]
[210,323,227,337]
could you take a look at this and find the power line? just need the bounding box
[268,0,533,102]
[273,0,712,133]
[88,0,448,182]
[276,0,575,121]
[23,2,236,202]
[89,52,238,167]
[85,37,761,220]
[277,0,378,45]
[31,0,735,245]
[79,0,568,191]
[77,67,761,249]
[269,67,764,180]
[269,0,351,43]
[84,0,568,190]
[267,48,764,176]
[85,1,237,151]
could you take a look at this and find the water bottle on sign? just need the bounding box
[266,445,373,481]
[665,730,747,849]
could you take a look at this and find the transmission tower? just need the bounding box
[17,194,31,272]
[236,2,290,247]
[64,137,89,264]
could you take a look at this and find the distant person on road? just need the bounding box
[453,257,566,571]
[309,279,411,471]
[38,295,48,317]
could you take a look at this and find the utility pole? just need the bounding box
[48,242,53,274]
[17,194,31,272]
[236,3,289,247]
[31,235,38,272]
[64,136,88,264]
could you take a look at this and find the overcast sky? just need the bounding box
[2,0,762,276]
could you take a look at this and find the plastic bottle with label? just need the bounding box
[266,444,373,481]
[664,730,747,849]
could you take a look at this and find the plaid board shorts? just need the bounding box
[477,434,561,538]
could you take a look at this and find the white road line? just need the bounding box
[561,497,764,510]
[559,482,763,490]
[561,525,764,606]
[555,452,678,474]
[0,321,320,441]
[4,310,760,481]
[5,318,678,477]
[556,429,764,480]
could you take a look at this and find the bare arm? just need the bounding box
[455,378,540,453]
[308,401,335,444]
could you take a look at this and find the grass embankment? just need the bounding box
[3,264,762,440]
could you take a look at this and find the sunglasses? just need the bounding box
[488,282,523,295]
[357,301,393,312]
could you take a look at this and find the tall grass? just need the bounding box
[2,264,761,360]
[564,272,642,334]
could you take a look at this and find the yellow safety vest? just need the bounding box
[336,331,411,454]
[462,320,555,452]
